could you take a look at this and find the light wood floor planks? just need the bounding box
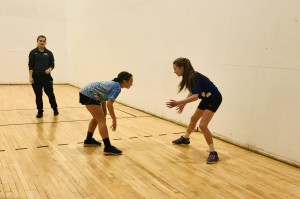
[0,85,299,199]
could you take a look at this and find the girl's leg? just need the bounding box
[84,117,101,147]
[199,109,219,163]
[85,105,122,155]
[186,109,204,135]
[85,105,108,138]
[88,117,98,133]
[172,109,204,144]
[199,109,215,145]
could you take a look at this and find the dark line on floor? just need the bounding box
[115,107,137,117]
[3,132,181,152]
[0,116,152,127]
[0,107,84,112]
[37,146,49,148]
[15,148,27,150]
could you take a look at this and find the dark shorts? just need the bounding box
[198,92,222,112]
[79,92,101,105]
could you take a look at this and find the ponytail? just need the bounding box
[112,71,132,83]
[112,77,120,82]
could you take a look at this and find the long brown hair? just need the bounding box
[173,57,195,92]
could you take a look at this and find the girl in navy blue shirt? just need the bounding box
[166,57,222,163]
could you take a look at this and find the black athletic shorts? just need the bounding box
[79,92,101,105]
[198,92,222,112]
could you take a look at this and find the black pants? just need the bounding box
[32,74,58,111]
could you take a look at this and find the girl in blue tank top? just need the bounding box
[166,57,222,164]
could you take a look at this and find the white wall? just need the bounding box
[67,0,300,166]
[0,0,68,83]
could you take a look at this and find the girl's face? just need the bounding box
[37,38,46,49]
[173,64,184,76]
[122,77,133,89]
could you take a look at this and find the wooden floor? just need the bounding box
[0,85,299,199]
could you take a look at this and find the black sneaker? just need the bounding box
[36,111,43,118]
[172,136,190,144]
[104,146,122,155]
[84,138,101,147]
[207,151,219,164]
[53,109,59,116]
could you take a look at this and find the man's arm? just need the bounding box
[29,70,34,83]
[28,51,34,83]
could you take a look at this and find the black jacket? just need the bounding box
[28,48,55,75]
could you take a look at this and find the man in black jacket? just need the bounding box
[28,35,59,118]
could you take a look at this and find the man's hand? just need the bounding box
[29,77,34,84]
[45,68,52,74]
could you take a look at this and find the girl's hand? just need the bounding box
[111,119,117,131]
[176,104,185,114]
[166,99,179,108]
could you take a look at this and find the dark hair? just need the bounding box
[112,71,132,83]
[173,57,196,92]
[37,35,46,42]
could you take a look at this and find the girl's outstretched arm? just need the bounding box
[166,93,198,108]
[176,92,192,113]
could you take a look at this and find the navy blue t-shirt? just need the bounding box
[191,72,220,99]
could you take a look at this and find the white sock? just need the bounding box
[183,132,190,138]
[209,144,215,152]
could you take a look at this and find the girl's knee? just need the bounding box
[199,123,208,131]
[190,115,199,123]
[91,118,97,124]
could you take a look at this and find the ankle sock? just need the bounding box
[103,138,112,148]
[86,132,93,140]
[209,144,215,152]
[183,132,190,138]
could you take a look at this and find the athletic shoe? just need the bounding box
[104,146,122,155]
[84,138,101,147]
[172,136,190,144]
[207,151,219,164]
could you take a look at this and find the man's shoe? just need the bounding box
[207,151,219,164]
[36,110,43,118]
[84,138,101,147]
[53,109,59,116]
[172,136,190,144]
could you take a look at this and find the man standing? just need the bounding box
[28,35,59,118]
